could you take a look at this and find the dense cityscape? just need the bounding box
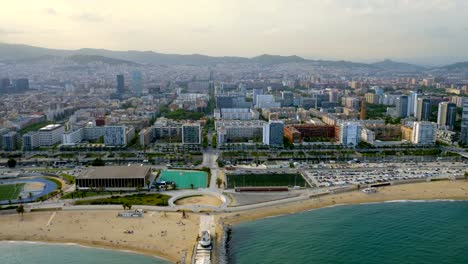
[1,1,468,263]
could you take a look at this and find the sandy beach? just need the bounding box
[0,210,199,263]
[219,180,468,225]
[175,195,223,206]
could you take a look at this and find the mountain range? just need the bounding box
[0,43,467,71]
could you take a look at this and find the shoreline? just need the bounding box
[218,180,468,226]
[0,210,200,263]
[0,240,172,262]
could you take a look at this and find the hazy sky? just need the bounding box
[0,0,467,62]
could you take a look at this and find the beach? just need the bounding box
[0,210,199,263]
[219,180,468,225]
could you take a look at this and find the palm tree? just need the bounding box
[16,205,25,218]
[216,177,223,188]
[28,192,33,200]
[18,195,23,204]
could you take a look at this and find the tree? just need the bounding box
[28,192,33,200]
[7,158,17,168]
[190,183,194,189]
[18,195,23,203]
[216,177,223,188]
[91,158,105,166]
[16,205,24,217]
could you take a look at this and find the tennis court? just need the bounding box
[159,170,208,189]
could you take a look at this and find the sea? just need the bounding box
[227,201,468,264]
[0,241,171,264]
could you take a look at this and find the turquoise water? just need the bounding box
[229,201,468,264]
[0,242,171,264]
[159,169,208,188]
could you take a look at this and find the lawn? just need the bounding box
[0,183,25,201]
[74,193,170,206]
[62,191,115,199]
[227,173,308,188]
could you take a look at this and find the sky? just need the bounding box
[0,0,467,63]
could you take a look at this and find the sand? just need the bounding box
[219,180,468,225]
[175,195,223,207]
[0,210,199,263]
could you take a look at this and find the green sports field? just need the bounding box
[0,183,25,201]
[227,173,308,188]
[159,170,208,189]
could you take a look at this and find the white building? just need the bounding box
[22,132,40,151]
[63,129,84,145]
[339,122,362,146]
[412,122,436,145]
[38,124,65,146]
[460,97,468,145]
[214,108,259,120]
[361,128,375,144]
[104,126,127,146]
[216,120,265,145]
[255,95,281,108]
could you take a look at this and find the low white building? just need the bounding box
[38,124,65,146]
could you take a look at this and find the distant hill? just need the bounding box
[66,54,140,66]
[371,59,426,72]
[437,62,468,71]
[1,42,456,71]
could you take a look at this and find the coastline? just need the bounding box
[218,180,468,225]
[0,240,171,262]
[0,210,200,263]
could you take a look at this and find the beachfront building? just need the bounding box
[337,122,362,146]
[263,120,284,146]
[38,124,65,146]
[216,120,265,145]
[412,121,436,145]
[76,166,153,191]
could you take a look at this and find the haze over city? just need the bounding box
[1,0,468,64]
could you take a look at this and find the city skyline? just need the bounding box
[1,1,468,65]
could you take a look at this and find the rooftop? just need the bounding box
[77,166,151,179]
[39,124,63,131]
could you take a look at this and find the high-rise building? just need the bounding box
[116,74,125,95]
[281,91,294,107]
[263,121,284,146]
[252,88,263,105]
[104,126,127,146]
[412,122,436,145]
[416,98,431,121]
[14,78,29,92]
[437,102,457,130]
[360,99,367,120]
[132,71,143,96]
[22,132,40,151]
[338,122,362,146]
[411,91,422,116]
[2,131,19,151]
[460,97,468,145]
[395,95,409,118]
[182,124,201,145]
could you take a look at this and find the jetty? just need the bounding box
[193,215,215,264]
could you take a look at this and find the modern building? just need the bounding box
[281,91,294,107]
[132,71,143,96]
[2,131,19,151]
[412,122,436,145]
[460,97,468,145]
[255,94,281,108]
[38,124,65,146]
[13,78,29,92]
[116,74,125,95]
[182,124,201,145]
[104,126,127,146]
[395,95,409,118]
[216,120,265,144]
[416,98,431,121]
[252,88,264,105]
[63,129,84,145]
[409,91,421,116]
[437,102,457,130]
[337,122,362,146]
[364,93,379,104]
[214,108,259,120]
[76,166,152,191]
[22,132,40,151]
[139,128,151,146]
[263,121,284,146]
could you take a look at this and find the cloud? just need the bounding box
[0,28,24,35]
[42,8,59,16]
[70,12,104,22]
